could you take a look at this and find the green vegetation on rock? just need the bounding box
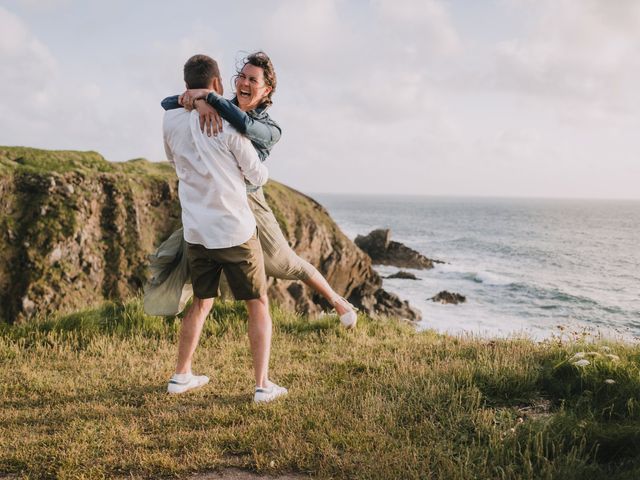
[0,146,173,177]
[0,146,183,323]
[1,300,639,479]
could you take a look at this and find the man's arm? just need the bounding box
[226,132,268,187]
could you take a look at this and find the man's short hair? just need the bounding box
[184,54,221,89]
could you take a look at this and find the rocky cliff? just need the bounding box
[0,146,420,324]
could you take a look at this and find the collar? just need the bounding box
[232,97,270,118]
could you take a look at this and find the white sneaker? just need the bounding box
[254,382,288,403]
[167,373,209,394]
[339,310,357,329]
[332,296,358,329]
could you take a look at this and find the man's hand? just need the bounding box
[194,99,223,137]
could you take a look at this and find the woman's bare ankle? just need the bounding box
[331,296,353,316]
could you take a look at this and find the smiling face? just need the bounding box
[235,63,272,112]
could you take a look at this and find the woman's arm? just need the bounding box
[205,92,282,151]
[161,91,281,150]
[160,95,181,111]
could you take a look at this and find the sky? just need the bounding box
[1,0,639,199]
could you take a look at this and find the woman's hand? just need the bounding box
[185,88,211,100]
[194,99,223,137]
[180,89,211,110]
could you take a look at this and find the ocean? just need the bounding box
[313,194,640,340]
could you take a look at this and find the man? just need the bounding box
[163,54,287,403]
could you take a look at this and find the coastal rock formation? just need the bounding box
[431,291,466,305]
[386,270,419,280]
[355,229,441,269]
[259,183,420,321]
[0,146,420,323]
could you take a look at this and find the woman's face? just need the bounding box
[235,64,272,111]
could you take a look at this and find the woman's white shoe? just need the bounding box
[332,296,358,329]
[339,310,357,329]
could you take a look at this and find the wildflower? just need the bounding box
[606,354,620,361]
[604,379,616,385]
[600,346,612,353]
[573,359,590,367]
[571,352,586,360]
[585,352,602,357]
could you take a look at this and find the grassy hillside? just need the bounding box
[1,302,639,479]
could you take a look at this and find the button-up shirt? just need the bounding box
[163,109,268,249]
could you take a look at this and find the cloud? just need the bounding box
[0,7,121,155]
[492,0,640,113]
[373,0,461,56]
[1,1,638,198]
[250,0,471,196]
[0,7,57,107]
[0,6,230,162]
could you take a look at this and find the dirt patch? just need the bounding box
[517,398,553,420]
[190,469,310,479]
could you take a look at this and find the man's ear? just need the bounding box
[213,77,223,95]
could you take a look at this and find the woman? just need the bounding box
[146,51,357,327]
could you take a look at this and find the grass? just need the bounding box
[0,146,174,178]
[1,300,640,479]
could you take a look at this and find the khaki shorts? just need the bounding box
[186,233,267,300]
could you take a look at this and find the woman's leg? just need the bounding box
[303,271,352,316]
[248,188,356,326]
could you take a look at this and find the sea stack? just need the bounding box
[355,228,440,269]
[431,291,466,305]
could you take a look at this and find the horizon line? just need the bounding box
[308,191,640,202]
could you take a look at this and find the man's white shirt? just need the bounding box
[163,109,268,249]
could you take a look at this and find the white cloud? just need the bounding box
[0,7,57,103]
[0,6,230,162]
[493,0,640,112]
[373,0,461,55]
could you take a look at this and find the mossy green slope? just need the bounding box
[0,146,182,323]
[0,146,174,177]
